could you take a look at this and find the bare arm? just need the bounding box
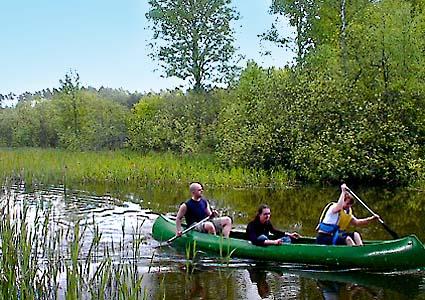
[264,239,282,245]
[350,214,380,226]
[331,183,347,214]
[175,203,187,235]
[205,200,213,217]
[286,232,301,239]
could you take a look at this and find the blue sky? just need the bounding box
[0,0,294,96]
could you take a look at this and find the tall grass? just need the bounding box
[0,186,151,299]
[0,148,295,188]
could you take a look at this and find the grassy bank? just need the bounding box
[0,148,295,188]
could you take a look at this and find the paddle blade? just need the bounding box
[380,221,399,239]
[346,186,400,240]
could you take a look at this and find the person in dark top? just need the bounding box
[246,204,301,246]
[176,182,232,238]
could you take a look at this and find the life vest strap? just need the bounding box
[318,223,340,245]
[318,223,339,234]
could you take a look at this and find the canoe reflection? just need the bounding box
[246,265,424,300]
[317,280,376,300]
[150,246,424,299]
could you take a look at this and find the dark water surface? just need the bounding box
[3,182,425,299]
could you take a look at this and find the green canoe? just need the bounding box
[152,215,425,271]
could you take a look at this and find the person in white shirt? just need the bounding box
[316,184,379,245]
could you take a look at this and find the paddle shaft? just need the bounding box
[346,187,380,220]
[346,187,399,239]
[165,215,211,244]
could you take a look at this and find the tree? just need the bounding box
[94,87,143,108]
[57,70,81,136]
[261,0,318,64]
[0,108,15,146]
[0,93,17,108]
[129,90,221,153]
[146,0,241,91]
[53,70,83,148]
[84,91,130,150]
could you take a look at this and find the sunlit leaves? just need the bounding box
[129,90,222,154]
[146,0,241,91]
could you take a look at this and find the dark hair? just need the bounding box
[255,204,270,220]
[344,193,355,205]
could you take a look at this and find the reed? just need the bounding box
[218,236,236,267]
[185,240,198,273]
[0,185,153,299]
[0,148,294,188]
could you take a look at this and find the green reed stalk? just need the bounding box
[218,236,236,267]
[0,184,155,299]
[85,216,102,276]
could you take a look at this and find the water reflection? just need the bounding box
[1,182,424,299]
[147,267,244,299]
[247,267,301,299]
[292,269,425,300]
[316,280,378,300]
[2,182,158,260]
[245,266,425,300]
[248,269,270,298]
[69,181,425,242]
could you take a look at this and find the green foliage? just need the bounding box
[60,91,129,150]
[217,56,424,185]
[263,0,318,63]
[218,62,311,174]
[1,0,425,187]
[146,0,241,90]
[0,108,16,147]
[0,72,131,151]
[0,99,58,148]
[288,71,422,185]
[129,90,222,153]
[238,0,422,185]
[56,70,82,138]
[93,87,143,108]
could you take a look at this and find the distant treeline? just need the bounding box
[1,0,424,186]
[0,76,139,151]
[0,85,142,109]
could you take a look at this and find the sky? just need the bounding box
[0,0,294,96]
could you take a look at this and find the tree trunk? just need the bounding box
[340,0,348,76]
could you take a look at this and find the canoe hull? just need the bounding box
[152,215,425,271]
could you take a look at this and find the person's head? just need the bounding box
[255,204,271,224]
[189,182,203,200]
[343,193,355,209]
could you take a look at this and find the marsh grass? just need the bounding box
[0,148,294,188]
[0,186,152,299]
[218,236,236,267]
[185,240,198,274]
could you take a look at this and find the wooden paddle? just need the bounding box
[346,187,399,239]
[158,215,211,247]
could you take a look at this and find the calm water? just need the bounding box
[2,181,425,299]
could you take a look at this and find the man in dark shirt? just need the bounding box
[176,182,232,238]
[246,204,300,246]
